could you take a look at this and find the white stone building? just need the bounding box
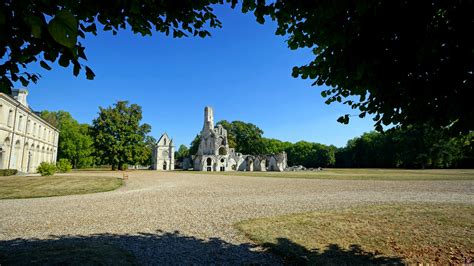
[192,106,287,172]
[0,89,59,173]
[151,133,175,170]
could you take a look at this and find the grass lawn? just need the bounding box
[0,242,136,265]
[0,175,123,199]
[235,203,474,264]
[189,168,474,180]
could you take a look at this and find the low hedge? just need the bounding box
[0,169,18,176]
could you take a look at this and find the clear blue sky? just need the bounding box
[19,5,374,148]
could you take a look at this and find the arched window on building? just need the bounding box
[18,115,23,131]
[7,110,13,127]
[27,119,31,134]
[0,104,3,124]
[0,137,10,169]
[11,140,21,169]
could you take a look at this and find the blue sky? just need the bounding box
[19,5,374,148]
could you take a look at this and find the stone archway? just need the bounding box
[218,146,227,155]
[246,157,254,172]
[206,157,212,171]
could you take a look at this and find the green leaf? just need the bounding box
[85,66,95,80]
[19,77,29,87]
[337,115,350,124]
[73,62,80,76]
[58,54,70,67]
[48,10,78,48]
[40,60,52,70]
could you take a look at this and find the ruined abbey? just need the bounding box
[190,106,287,172]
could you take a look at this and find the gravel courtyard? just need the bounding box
[1,171,473,264]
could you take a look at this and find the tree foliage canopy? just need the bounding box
[336,126,474,169]
[91,101,151,170]
[246,0,474,133]
[40,110,94,168]
[217,120,265,155]
[0,0,223,93]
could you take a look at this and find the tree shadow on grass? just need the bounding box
[263,237,404,265]
[0,231,403,265]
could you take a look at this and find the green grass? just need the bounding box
[0,175,123,199]
[189,168,474,180]
[0,242,136,265]
[235,203,474,264]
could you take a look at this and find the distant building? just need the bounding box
[0,89,59,173]
[191,106,287,172]
[151,133,175,170]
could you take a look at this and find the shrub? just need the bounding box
[37,162,57,176]
[56,159,72,173]
[0,169,17,176]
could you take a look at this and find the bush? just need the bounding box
[0,169,18,176]
[56,159,72,173]
[37,162,57,176]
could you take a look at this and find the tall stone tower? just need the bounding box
[202,106,214,132]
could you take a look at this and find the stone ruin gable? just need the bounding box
[266,152,287,172]
[151,133,175,171]
[197,107,230,157]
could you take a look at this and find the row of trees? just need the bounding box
[337,126,474,169]
[42,104,472,170]
[41,101,154,170]
[179,120,473,169]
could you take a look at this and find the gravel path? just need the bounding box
[1,171,473,264]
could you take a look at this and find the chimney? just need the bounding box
[11,88,29,108]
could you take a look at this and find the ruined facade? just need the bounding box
[151,133,175,170]
[192,106,287,172]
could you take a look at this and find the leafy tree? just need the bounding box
[335,125,468,169]
[142,135,157,166]
[285,141,335,168]
[175,144,189,161]
[456,132,474,168]
[262,138,292,154]
[188,135,201,156]
[245,1,473,133]
[216,120,265,155]
[91,101,151,170]
[0,0,224,93]
[40,110,95,168]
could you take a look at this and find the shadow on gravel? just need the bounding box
[0,231,403,265]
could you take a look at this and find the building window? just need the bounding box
[33,123,37,136]
[27,119,31,134]
[7,110,13,127]
[18,115,23,131]
[164,138,167,145]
